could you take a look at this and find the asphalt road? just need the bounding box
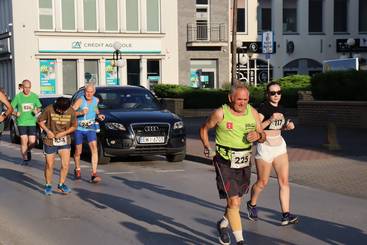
[0,137,366,244]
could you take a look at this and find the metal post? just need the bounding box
[231,0,238,85]
[267,58,270,83]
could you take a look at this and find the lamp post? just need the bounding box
[346,38,355,58]
[112,41,124,85]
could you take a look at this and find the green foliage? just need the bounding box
[311,70,367,101]
[152,76,312,109]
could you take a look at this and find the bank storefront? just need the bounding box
[36,36,166,95]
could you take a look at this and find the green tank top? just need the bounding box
[216,104,256,159]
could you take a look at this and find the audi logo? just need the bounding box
[144,126,160,132]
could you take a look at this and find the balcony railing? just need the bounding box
[187,23,227,44]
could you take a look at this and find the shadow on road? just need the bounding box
[112,176,224,212]
[74,188,217,244]
[0,168,44,194]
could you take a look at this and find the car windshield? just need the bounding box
[40,97,57,109]
[96,89,161,111]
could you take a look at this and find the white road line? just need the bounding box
[154,169,185,173]
[104,171,135,175]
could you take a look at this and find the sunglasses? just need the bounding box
[269,90,282,96]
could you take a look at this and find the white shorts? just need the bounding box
[255,136,287,163]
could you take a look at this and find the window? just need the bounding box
[126,0,139,31]
[62,0,75,30]
[105,0,118,31]
[258,0,272,32]
[309,0,323,33]
[359,0,367,32]
[39,0,53,30]
[147,0,160,32]
[195,0,209,40]
[127,59,140,86]
[63,60,78,95]
[84,60,99,84]
[334,0,348,32]
[147,60,160,87]
[196,0,208,4]
[84,0,97,31]
[283,0,297,33]
[237,0,246,32]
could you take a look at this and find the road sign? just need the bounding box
[262,31,274,54]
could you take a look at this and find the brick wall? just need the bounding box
[298,100,367,128]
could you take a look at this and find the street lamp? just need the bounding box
[112,41,124,85]
[346,38,355,58]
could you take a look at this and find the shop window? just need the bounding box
[190,60,217,88]
[127,60,140,86]
[147,60,160,87]
[63,60,78,95]
[84,60,99,84]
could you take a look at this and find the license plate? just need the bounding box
[139,136,165,144]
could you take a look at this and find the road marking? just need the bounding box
[105,171,135,175]
[154,169,185,173]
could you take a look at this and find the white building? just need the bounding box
[0,0,179,96]
[233,0,367,85]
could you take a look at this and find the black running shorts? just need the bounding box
[213,154,251,199]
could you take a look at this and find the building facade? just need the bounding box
[178,0,230,89]
[0,0,179,96]
[234,0,367,85]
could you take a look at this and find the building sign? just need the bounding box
[40,59,56,94]
[262,31,274,54]
[105,60,118,86]
[236,41,277,54]
[336,38,367,52]
[39,37,161,54]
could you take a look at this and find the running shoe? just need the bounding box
[216,220,230,245]
[27,151,31,161]
[281,212,299,226]
[57,183,71,194]
[247,201,258,221]
[74,169,81,180]
[44,185,52,196]
[90,175,101,184]
[237,241,246,245]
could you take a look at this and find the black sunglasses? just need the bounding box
[269,90,282,96]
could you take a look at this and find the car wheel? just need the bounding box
[166,152,186,162]
[98,140,111,165]
[10,123,20,144]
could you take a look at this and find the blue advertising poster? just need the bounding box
[323,58,359,72]
[105,60,119,85]
[40,60,56,94]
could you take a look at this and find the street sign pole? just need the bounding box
[262,31,274,84]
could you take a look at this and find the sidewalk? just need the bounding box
[184,116,367,199]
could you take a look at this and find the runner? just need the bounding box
[0,89,14,126]
[11,80,42,165]
[200,82,266,245]
[38,97,77,195]
[72,83,105,183]
[247,81,299,226]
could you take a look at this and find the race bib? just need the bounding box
[230,150,251,169]
[269,118,285,130]
[79,119,94,128]
[53,136,67,146]
[22,103,34,112]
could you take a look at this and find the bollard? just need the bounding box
[323,122,341,151]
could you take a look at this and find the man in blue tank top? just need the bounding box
[72,84,105,183]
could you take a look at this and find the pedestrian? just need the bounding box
[18,83,23,92]
[0,89,14,124]
[247,81,299,226]
[72,83,105,183]
[199,82,266,245]
[38,97,77,195]
[11,80,42,165]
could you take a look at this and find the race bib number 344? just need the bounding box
[230,150,251,169]
[53,136,67,146]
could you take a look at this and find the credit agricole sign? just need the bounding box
[38,37,161,54]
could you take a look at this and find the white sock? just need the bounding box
[233,230,244,242]
[220,216,229,228]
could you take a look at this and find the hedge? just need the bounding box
[311,70,367,101]
[152,75,311,109]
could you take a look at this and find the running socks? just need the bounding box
[227,207,244,242]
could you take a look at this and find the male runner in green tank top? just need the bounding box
[200,82,266,245]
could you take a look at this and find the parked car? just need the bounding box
[71,86,186,164]
[9,94,71,148]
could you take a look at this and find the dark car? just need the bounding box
[72,86,186,164]
[9,95,71,148]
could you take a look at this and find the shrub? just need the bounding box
[277,75,311,107]
[311,70,367,101]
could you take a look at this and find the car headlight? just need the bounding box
[105,122,127,131]
[173,121,184,129]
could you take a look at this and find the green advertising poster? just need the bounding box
[105,60,119,86]
[40,60,56,94]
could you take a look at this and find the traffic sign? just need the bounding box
[262,31,274,54]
